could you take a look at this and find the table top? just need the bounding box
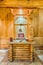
[8,40,35,44]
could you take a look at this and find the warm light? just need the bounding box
[0,19,2,26]
[15,16,27,24]
[19,9,23,14]
[19,16,24,22]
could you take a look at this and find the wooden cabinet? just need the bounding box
[8,44,13,61]
[8,43,33,62]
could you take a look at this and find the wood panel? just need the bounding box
[0,0,43,8]
[38,9,43,37]
[8,43,33,62]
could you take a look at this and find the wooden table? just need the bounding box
[8,42,34,62]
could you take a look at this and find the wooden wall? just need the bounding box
[0,8,34,40]
[0,8,14,39]
[0,8,43,48]
[0,8,14,48]
[38,8,43,37]
[32,8,43,37]
[32,9,39,37]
